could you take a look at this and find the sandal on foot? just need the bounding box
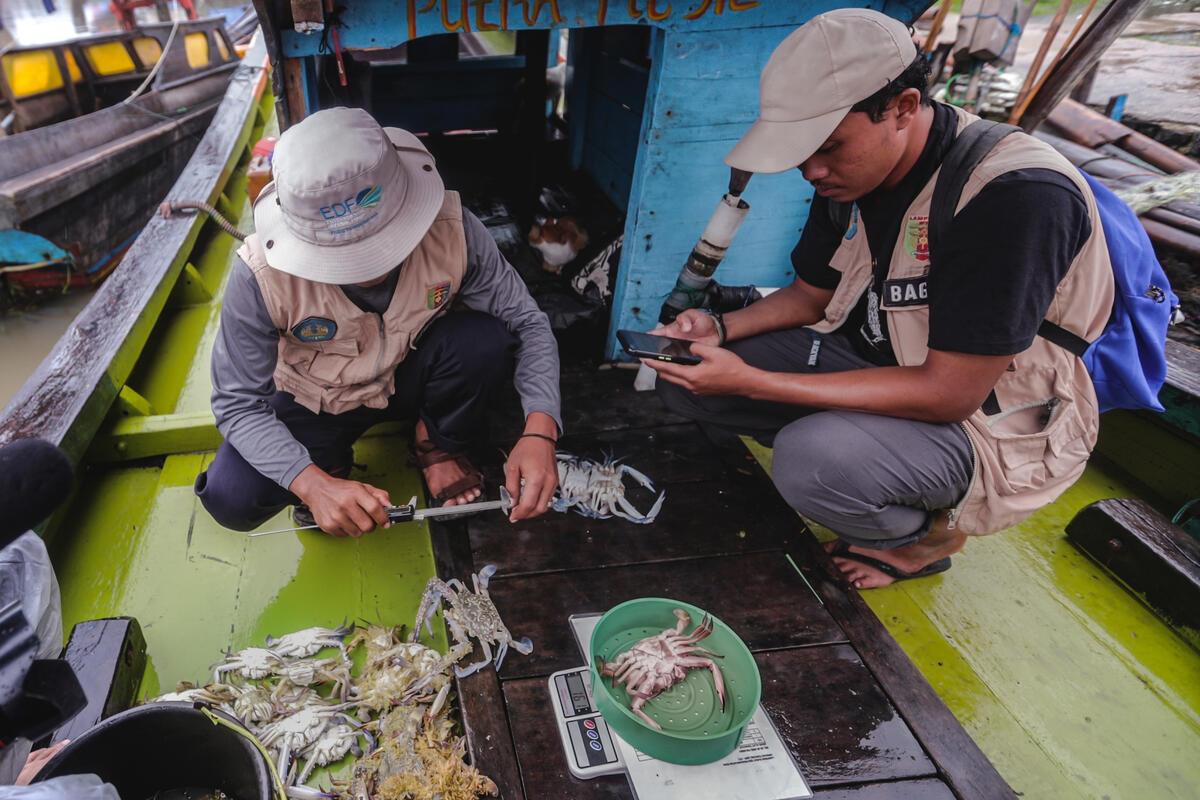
[413,439,484,506]
[829,540,952,583]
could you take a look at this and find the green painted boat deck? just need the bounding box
[40,105,1200,798]
[749,441,1200,799]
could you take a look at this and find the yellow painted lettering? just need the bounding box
[647,0,671,21]
[442,0,471,32]
[408,0,439,39]
[534,0,564,24]
[682,0,711,21]
[597,0,608,24]
[728,0,758,10]
[627,0,644,19]
[475,0,499,30]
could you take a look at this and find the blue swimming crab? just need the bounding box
[412,564,533,677]
[597,609,726,730]
[553,452,665,524]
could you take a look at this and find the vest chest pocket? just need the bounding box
[282,337,361,385]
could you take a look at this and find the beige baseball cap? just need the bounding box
[253,107,445,284]
[726,9,918,174]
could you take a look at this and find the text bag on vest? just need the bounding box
[890,120,1179,413]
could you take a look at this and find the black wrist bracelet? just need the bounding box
[520,432,558,446]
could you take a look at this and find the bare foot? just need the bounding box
[823,515,965,589]
[414,420,482,506]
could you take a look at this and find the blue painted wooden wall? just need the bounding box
[275,0,931,358]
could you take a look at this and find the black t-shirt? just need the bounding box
[791,102,1093,365]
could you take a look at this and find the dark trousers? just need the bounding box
[656,328,973,549]
[195,311,516,531]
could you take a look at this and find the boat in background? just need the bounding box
[0,17,239,307]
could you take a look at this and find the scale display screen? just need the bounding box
[557,670,593,717]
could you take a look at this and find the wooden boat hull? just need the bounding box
[0,22,238,307]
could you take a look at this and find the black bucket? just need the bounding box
[33,702,273,800]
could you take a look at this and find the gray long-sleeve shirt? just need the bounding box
[211,209,561,489]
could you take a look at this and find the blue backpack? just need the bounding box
[929,121,1180,413]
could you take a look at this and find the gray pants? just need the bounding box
[656,328,972,550]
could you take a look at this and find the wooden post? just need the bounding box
[1012,0,1101,122]
[921,0,952,54]
[51,47,83,120]
[1019,0,1153,133]
[1008,0,1073,124]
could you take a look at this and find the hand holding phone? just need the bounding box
[617,330,702,365]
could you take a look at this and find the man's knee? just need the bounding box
[771,413,896,534]
[194,446,288,532]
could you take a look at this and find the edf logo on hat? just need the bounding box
[320,184,383,220]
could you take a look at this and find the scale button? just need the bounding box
[583,719,596,730]
[586,729,599,741]
[589,740,603,751]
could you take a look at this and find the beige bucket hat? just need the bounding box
[726,9,918,174]
[253,107,445,284]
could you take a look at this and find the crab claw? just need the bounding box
[477,563,498,590]
[512,635,533,655]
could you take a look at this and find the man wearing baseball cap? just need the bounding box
[195,107,561,536]
[649,10,1113,588]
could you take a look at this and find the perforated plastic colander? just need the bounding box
[589,597,761,765]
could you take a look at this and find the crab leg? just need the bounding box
[455,637,494,678]
[676,656,726,711]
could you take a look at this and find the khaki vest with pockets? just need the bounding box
[239,191,468,415]
[809,108,1115,535]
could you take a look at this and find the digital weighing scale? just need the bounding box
[547,613,812,800]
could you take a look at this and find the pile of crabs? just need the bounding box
[149,564,532,800]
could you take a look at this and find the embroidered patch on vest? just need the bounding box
[904,215,930,262]
[427,281,451,310]
[882,277,929,308]
[291,317,338,342]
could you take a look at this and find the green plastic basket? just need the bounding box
[589,597,761,765]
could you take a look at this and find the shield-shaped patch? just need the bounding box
[427,281,451,310]
[292,317,338,342]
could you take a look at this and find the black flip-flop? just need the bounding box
[829,540,952,583]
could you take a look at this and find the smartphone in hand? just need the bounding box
[617,330,702,365]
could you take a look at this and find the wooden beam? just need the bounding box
[1046,99,1199,174]
[1067,499,1200,633]
[50,617,147,744]
[1019,0,1153,134]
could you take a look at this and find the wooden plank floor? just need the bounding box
[431,365,1013,799]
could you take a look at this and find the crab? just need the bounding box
[232,683,276,724]
[412,564,533,678]
[213,646,286,682]
[274,656,353,701]
[552,452,665,524]
[597,609,726,731]
[351,641,464,715]
[296,717,360,784]
[259,700,348,776]
[151,681,238,709]
[267,623,354,658]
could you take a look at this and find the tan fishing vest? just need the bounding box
[809,108,1115,535]
[238,191,468,415]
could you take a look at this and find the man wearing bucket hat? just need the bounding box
[648,10,1113,588]
[195,107,561,536]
